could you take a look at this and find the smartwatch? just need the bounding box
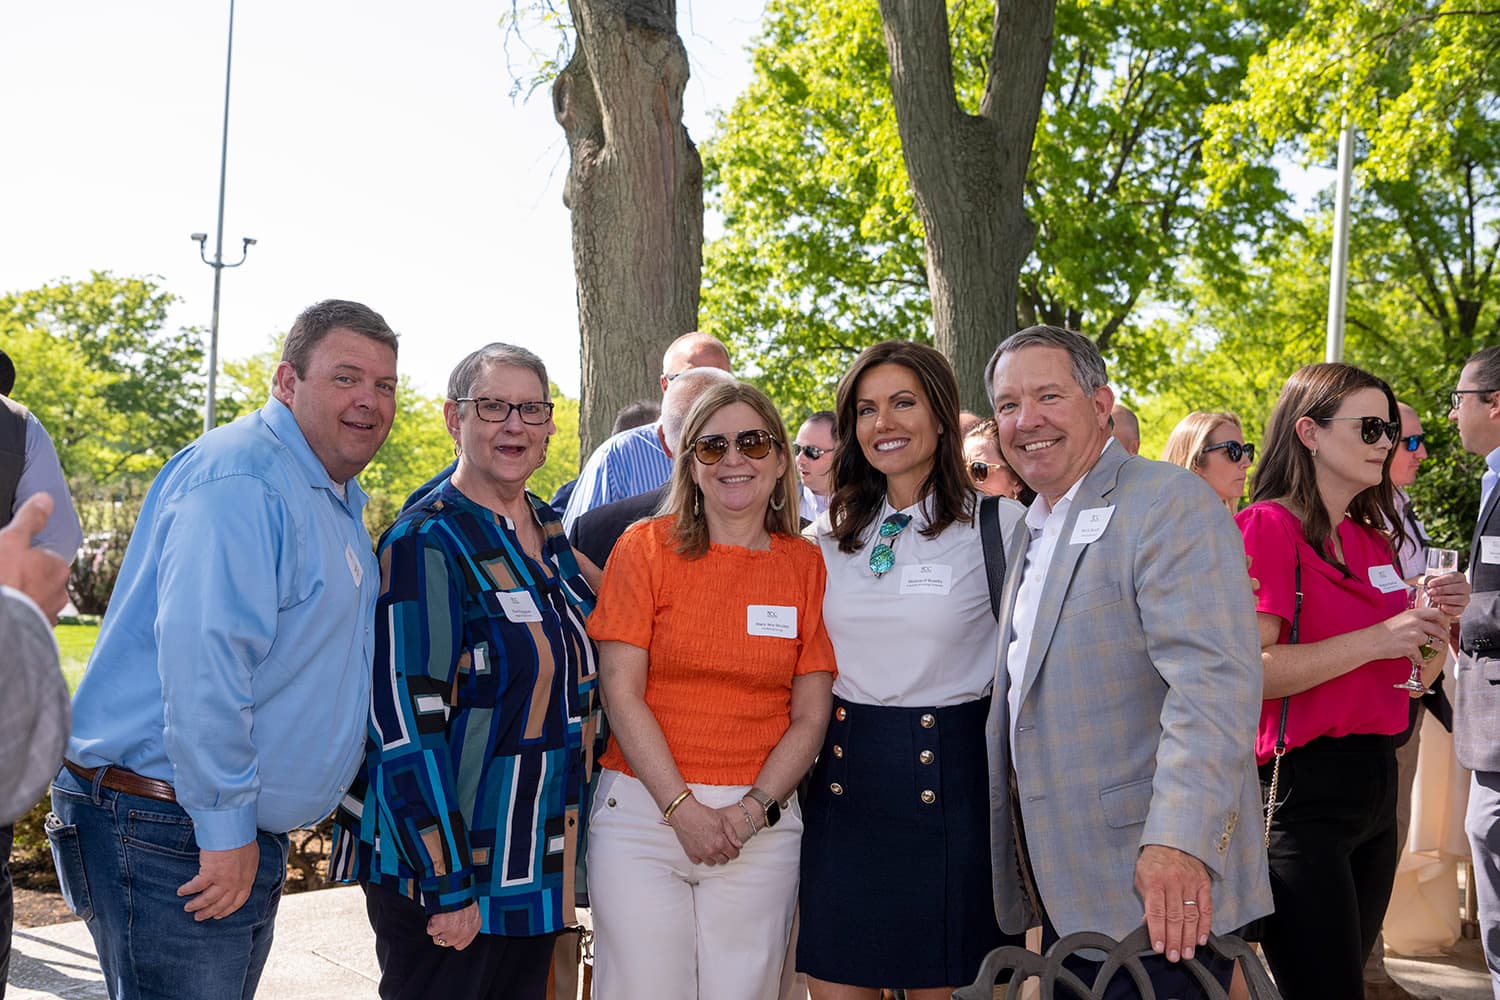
[745,786,781,828]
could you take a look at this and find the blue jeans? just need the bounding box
[48,766,290,1000]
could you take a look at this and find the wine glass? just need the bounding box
[1394,548,1460,692]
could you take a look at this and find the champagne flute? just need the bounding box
[1394,548,1460,692]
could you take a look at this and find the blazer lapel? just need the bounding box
[1473,480,1500,573]
[1017,445,1128,710]
[995,518,1033,685]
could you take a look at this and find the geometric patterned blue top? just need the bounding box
[330,479,600,936]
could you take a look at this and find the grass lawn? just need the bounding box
[55,621,98,693]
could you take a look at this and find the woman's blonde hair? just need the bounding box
[663,381,801,558]
[1160,411,1242,474]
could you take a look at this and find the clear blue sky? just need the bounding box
[0,2,763,399]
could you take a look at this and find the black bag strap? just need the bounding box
[979,495,1008,622]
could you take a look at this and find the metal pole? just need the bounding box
[204,0,236,433]
[1324,112,1354,364]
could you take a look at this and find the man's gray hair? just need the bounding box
[984,325,1108,404]
[447,343,550,401]
[660,367,736,454]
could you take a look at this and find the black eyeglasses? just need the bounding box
[692,429,779,465]
[794,444,830,460]
[1202,440,1255,463]
[1452,389,1497,409]
[455,398,554,424]
[1399,433,1426,453]
[969,460,1002,482]
[1319,415,1400,445]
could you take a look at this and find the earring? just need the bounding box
[1311,448,1318,458]
[770,488,785,512]
[693,490,702,517]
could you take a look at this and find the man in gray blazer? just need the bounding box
[1451,344,1500,997]
[984,326,1271,997]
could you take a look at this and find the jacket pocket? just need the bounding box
[1100,777,1153,829]
[1059,582,1122,621]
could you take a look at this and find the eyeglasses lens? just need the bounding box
[1360,417,1399,445]
[869,512,913,577]
[969,461,990,482]
[737,431,774,460]
[1403,434,1425,453]
[693,430,775,464]
[693,435,730,465]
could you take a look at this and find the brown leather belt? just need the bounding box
[65,760,177,804]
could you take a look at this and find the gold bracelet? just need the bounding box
[737,800,759,836]
[662,788,692,821]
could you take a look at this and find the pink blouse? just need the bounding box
[1236,501,1411,764]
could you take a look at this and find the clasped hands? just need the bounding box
[667,794,760,866]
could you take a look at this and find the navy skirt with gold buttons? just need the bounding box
[796,694,1009,988]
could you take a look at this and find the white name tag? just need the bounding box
[1069,507,1115,545]
[900,563,953,595]
[1367,564,1406,593]
[747,604,797,639]
[1483,536,1500,565]
[498,591,543,622]
[344,543,363,588]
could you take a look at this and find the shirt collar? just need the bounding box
[1023,438,1113,533]
[258,396,370,507]
[1486,444,1500,478]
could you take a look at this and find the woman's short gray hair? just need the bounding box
[984,325,1107,405]
[447,343,550,401]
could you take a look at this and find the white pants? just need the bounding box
[588,769,802,1000]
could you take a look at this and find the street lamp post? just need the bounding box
[193,0,255,433]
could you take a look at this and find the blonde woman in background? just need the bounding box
[1161,410,1254,513]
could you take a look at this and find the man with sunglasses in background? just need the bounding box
[1450,345,1500,998]
[1363,400,1450,1000]
[793,410,836,523]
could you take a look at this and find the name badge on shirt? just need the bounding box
[1069,506,1115,545]
[1483,536,1500,565]
[344,543,363,588]
[747,604,797,639]
[497,590,544,622]
[1367,564,1406,593]
[900,563,953,595]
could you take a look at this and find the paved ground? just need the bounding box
[7,886,1494,998]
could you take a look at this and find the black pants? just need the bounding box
[0,823,11,1000]
[363,881,556,1000]
[1259,733,1398,1000]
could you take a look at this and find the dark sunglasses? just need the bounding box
[969,460,1002,482]
[869,512,913,578]
[692,429,779,465]
[794,444,831,460]
[1399,433,1425,453]
[1202,440,1254,463]
[1320,415,1400,445]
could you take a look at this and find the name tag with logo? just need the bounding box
[1069,507,1115,545]
[747,604,797,639]
[1483,537,1500,565]
[1367,564,1406,593]
[900,563,953,595]
[344,543,363,588]
[497,590,543,622]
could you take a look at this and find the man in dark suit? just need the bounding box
[1451,344,1500,997]
[570,367,734,567]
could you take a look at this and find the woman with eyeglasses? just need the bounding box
[797,342,1024,1000]
[1161,411,1254,513]
[585,380,836,999]
[1235,362,1469,1000]
[963,418,1032,502]
[331,344,600,1000]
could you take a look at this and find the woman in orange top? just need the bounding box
[586,380,837,1000]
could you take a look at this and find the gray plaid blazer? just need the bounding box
[1454,482,1500,773]
[0,590,69,825]
[985,444,1273,939]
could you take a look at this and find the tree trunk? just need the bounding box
[553,0,702,456]
[877,0,1055,410]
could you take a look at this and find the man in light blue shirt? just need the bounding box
[560,331,730,532]
[50,300,399,1000]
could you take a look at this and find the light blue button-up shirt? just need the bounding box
[68,398,379,851]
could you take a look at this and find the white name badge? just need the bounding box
[1483,536,1500,565]
[1367,564,1406,593]
[498,590,544,622]
[900,563,953,595]
[747,604,797,639]
[1069,506,1115,545]
[344,543,364,588]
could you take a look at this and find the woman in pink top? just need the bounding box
[1237,362,1468,1000]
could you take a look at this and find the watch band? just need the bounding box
[745,786,781,828]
